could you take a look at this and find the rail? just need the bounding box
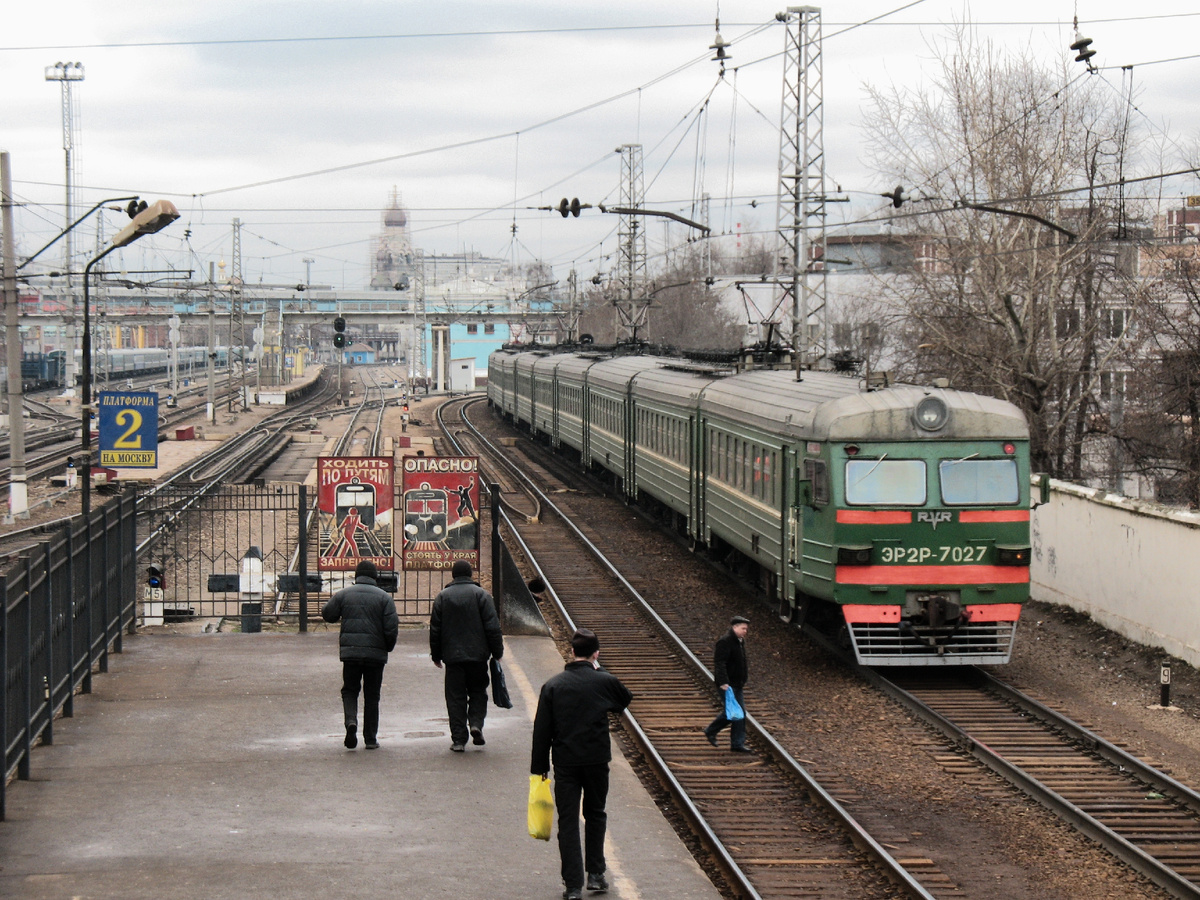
[447,400,935,900]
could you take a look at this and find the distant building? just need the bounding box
[346,342,376,365]
[369,188,416,291]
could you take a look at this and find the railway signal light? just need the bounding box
[147,565,164,590]
[333,316,346,349]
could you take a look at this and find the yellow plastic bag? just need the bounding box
[528,774,554,841]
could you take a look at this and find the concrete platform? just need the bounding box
[0,629,719,900]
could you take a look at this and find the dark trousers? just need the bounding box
[342,661,384,741]
[705,684,747,749]
[443,660,489,745]
[553,763,610,890]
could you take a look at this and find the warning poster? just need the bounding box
[317,456,395,571]
[400,455,480,571]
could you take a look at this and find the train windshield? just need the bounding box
[844,459,926,506]
[939,458,1019,505]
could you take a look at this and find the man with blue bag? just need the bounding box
[703,615,751,753]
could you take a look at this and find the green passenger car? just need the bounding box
[489,349,1032,666]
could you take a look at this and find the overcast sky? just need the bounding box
[4,1,1199,291]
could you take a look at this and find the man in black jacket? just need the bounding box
[703,615,751,753]
[531,628,633,900]
[321,560,398,750]
[429,560,504,752]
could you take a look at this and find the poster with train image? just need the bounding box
[317,456,395,571]
[400,455,480,571]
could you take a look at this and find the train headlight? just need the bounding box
[836,545,873,565]
[914,396,949,432]
[995,546,1030,566]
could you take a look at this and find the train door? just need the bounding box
[623,382,637,500]
[688,413,700,540]
[783,446,804,621]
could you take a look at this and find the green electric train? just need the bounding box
[489,348,1033,666]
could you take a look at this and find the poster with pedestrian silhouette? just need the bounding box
[401,455,480,571]
[317,456,395,571]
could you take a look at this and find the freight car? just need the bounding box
[489,348,1034,666]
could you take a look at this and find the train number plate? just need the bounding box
[879,545,987,564]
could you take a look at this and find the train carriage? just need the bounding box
[490,348,1033,667]
[628,364,710,537]
[531,355,560,443]
[513,352,543,428]
[550,354,601,459]
[486,350,518,417]
[800,387,1030,665]
[584,357,662,491]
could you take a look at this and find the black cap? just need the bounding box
[731,615,750,626]
[452,560,472,578]
[355,560,378,579]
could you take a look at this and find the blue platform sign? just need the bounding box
[98,391,159,467]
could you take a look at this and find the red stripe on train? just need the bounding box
[836,565,1029,585]
[842,602,1022,623]
[958,510,1030,523]
[836,510,912,524]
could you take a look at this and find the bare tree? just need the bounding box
[1115,255,1200,505]
[575,241,752,351]
[860,27,1148,477]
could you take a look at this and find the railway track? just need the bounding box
[439,396,939,900]
[874,669,1200,899]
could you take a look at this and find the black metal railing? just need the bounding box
[2,489,138,819]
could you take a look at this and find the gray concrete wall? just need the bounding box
[1031,480,1200,667]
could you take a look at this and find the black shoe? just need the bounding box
[586,872,608,893]
[562,889,583,900]
[451,742,465,752]
[730,745,752,753]
[470,726,485,746]
[344,728,357,749]
[703,729,717,747]
[364,738,379,750]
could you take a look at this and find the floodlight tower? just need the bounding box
[775,7,828,372]
[613,144,649,342]
[45,61,85,387]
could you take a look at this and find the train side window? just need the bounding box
[803,458,829,505]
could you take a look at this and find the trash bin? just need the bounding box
[241,601,262,633]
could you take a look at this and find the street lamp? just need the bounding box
[80,199,180,519]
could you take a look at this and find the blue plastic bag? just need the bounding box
[724,687,744,721]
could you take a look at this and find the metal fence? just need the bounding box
[139,483,310,622]
[2,489,138,820]
[138,483,458,626]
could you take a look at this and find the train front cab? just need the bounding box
[795,393,1031,666]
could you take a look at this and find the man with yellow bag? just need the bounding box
[531,628,633,900]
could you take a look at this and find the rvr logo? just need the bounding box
[917,511,953,529]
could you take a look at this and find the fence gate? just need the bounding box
[139,484,313,626]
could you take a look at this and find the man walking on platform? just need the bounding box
[429,560,504,752]
[321,560,398,750]
[703,615,752,753]
[531,628,633,900]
